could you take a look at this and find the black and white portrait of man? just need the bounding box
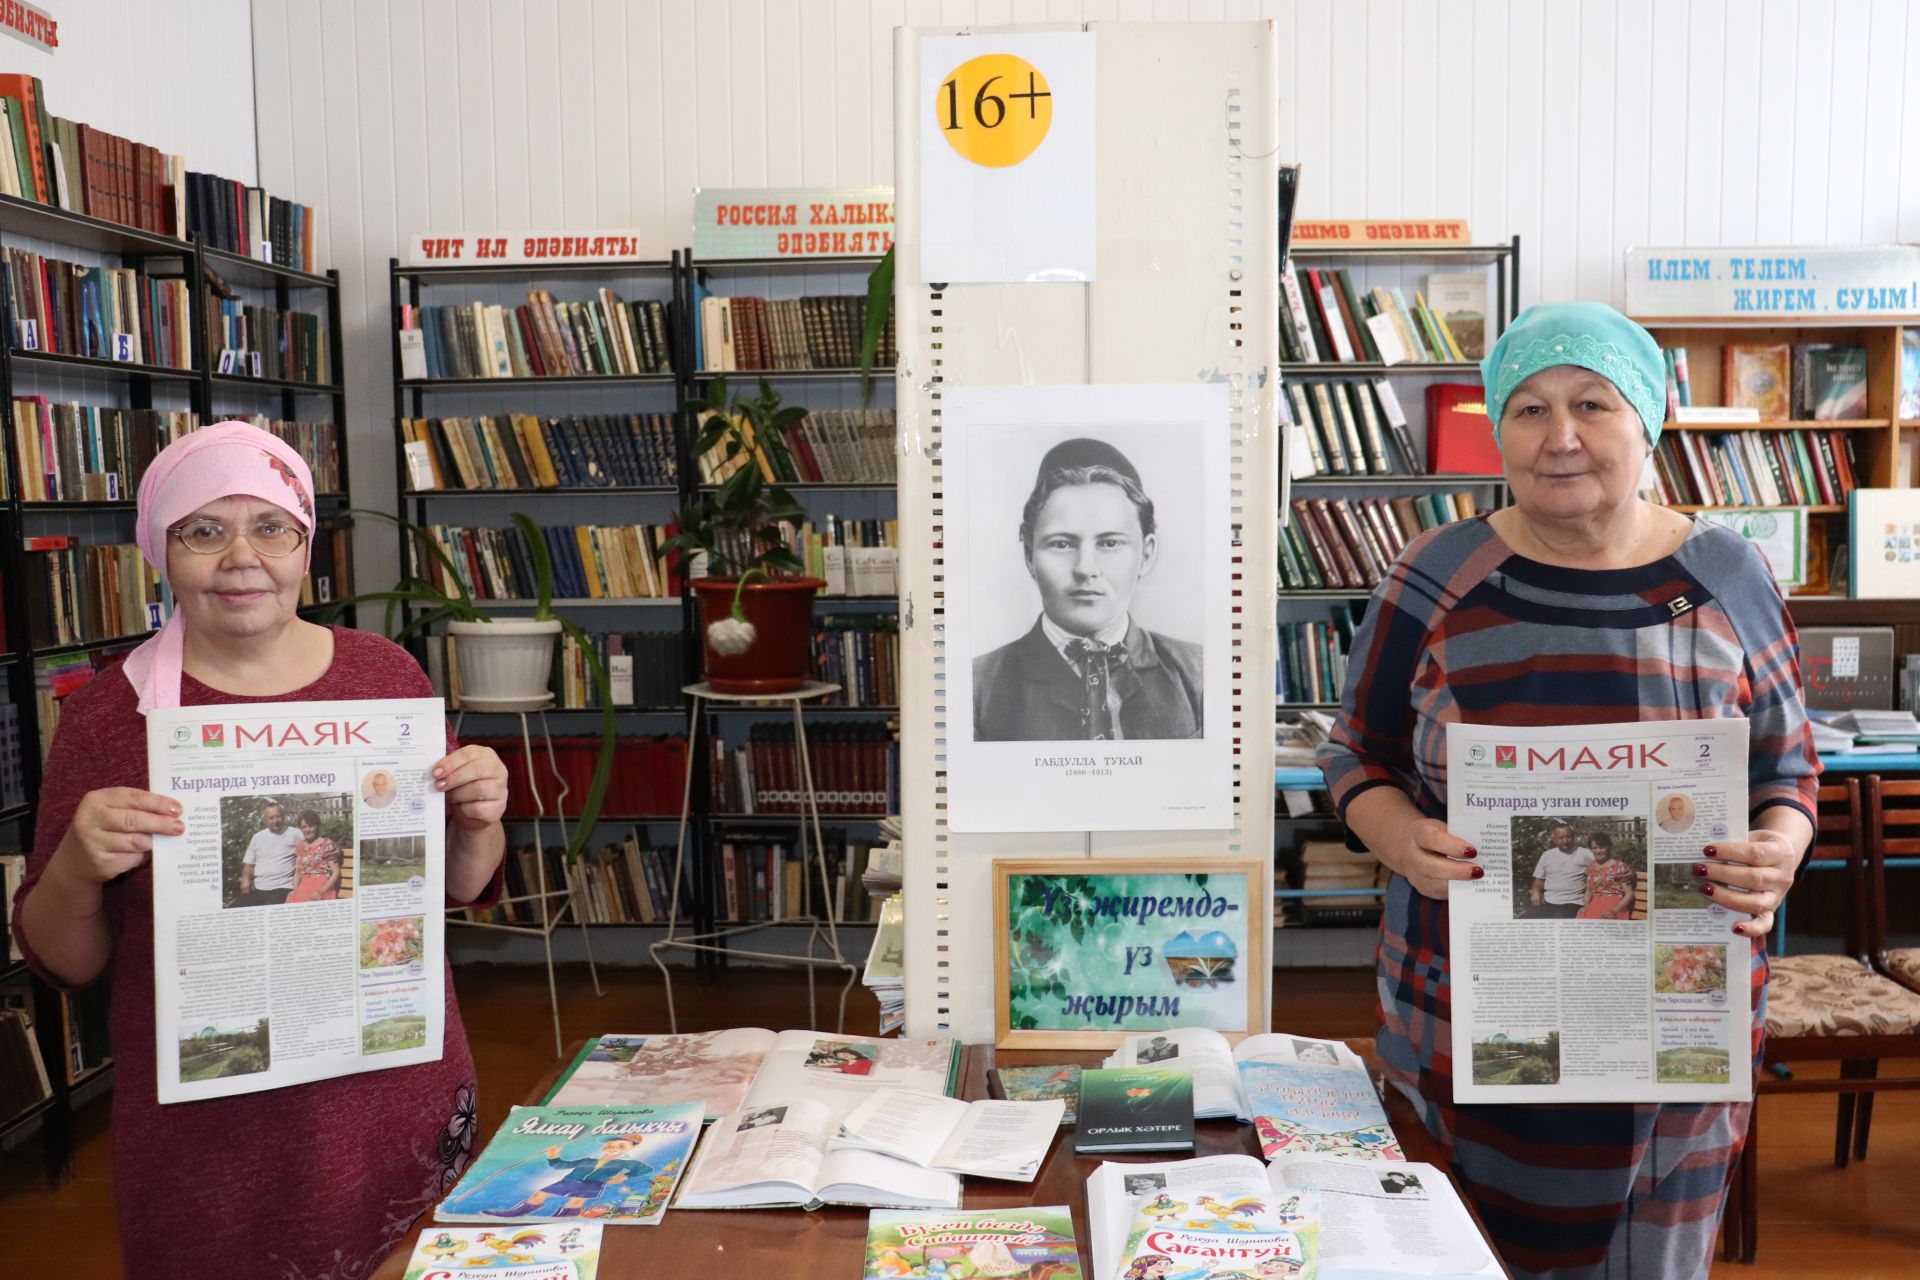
[945,384,1230,833]
[972,437,1203,742]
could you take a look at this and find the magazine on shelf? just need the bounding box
[829,1088,1064,1181]
[437,1104,702,1226]
[674,1097,961,1210]
[400,1222,602,1279]
[863,1206,1081,1280]
[1087,1153,1499,1280]
[543,1028,960,1121]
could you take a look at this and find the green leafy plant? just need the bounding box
[857,245,895,406]
[661,376,811,581]
[332,510,615,859]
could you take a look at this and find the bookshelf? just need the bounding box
[0,191,354,1177]
[1273,239,1520,952]
[1634,318,1911,602]
[388,251,900,949]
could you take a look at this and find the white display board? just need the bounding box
[895,21,1282,1043]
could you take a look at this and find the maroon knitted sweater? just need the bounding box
[12,628,492,1279]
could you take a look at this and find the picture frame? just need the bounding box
[992,856,1268,1049]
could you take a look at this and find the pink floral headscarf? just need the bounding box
[122,421,316,714]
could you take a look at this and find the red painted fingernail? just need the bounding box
[1470,866,1485,880]
[1693,863,1709,878]
[1463,847,1479,859]
[1704,845,1718,858]
[1701,883,1715,897]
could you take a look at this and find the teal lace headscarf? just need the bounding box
[1480,302,1666,448]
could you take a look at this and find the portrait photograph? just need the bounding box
[1655,791,1698,835]
[218,792,355,909]
[943,384,1233,833]
[1506,814,1647,923]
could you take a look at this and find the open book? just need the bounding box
[830,1089,1064,1181]
[1087,1153,1501,1280]
[545,1029,960,1122]
[675,1097,961,1210]
[1106,1028,1399,1159]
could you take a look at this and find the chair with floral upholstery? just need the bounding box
[1725,777,1920,1263]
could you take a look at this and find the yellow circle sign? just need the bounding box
[936,52,1053,168]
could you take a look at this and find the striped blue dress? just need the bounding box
[1317,515,1819,1280]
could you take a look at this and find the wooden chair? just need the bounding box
[1847,775,1920,1159]
[1727,778,1920,1263]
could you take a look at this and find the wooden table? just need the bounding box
[373,1041,1500,1278]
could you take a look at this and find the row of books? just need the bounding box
[1275,604,1363,705]
[709,722,898,816]
[59,984,111,1084]
[566,836,690,926]
[472,733,689,821]
[1284,378,1420,475]
[187,171,318,273]
[702,516,899,599]
[23,538,164,649]
[31,648,128,757]
[247,418,345,494]
[717,830,889,925]
[696,407,898,486]
[0,673,21,811]
[1650,429,1859,509]
[401,413,678,491]
[558,630,686,711]
[6,401,187,502]
[1279,264,1489,365]
[410,522,683,603]
[1,852,21,960]
[1680,342,1871,421]
[0,1003,52,1128]
[301,520,355,607]
[5,248,194,368]
[206,297,333,385]
[398,291,675,380]
[0,74,185,235]
[1282,493,1478,592]
[811,613,899,708]
[696,293,896,371]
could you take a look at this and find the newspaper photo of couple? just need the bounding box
[1507,815,1649,922]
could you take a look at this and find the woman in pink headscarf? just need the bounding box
[9,422,510,1278]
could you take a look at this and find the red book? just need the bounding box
[0,76,50,202]
[1425,383,1503,474]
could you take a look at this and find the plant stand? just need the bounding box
[446,695,603,1056]
[650,681,859,1033]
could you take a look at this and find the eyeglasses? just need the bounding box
[169,518,307,558]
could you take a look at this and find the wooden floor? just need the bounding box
[3,963,1918,1276]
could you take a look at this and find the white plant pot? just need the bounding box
[448,618,562,711]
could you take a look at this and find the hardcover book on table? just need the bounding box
[1074,1067,1195,1153]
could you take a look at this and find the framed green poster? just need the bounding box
[993,857,1268,1049]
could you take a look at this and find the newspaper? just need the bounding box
[1446,720,1752,1104]
[148,698,447,1103]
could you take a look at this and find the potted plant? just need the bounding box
[338,511,616,858]
[664,377,825,694]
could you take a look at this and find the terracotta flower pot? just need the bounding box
[691,577,826,695]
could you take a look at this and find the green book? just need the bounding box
[1074,1066,1194,1154]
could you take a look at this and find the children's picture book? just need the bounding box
[988,1062,1083,1123]
[1426,272,1490,359]
[675,1096,962,1210]
[1238,1045,1404,1161]
[401,1223,602,1279]
[542,1029,960,1123]
[437,1104,702,1226]
[1075,1066,1196,1154]
[864,1206,1082,1280]
[1087,1153,1500,1280]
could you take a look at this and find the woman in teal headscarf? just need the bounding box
[1319,301,1818,1278]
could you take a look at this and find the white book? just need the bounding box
[676,1098,960,1210]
